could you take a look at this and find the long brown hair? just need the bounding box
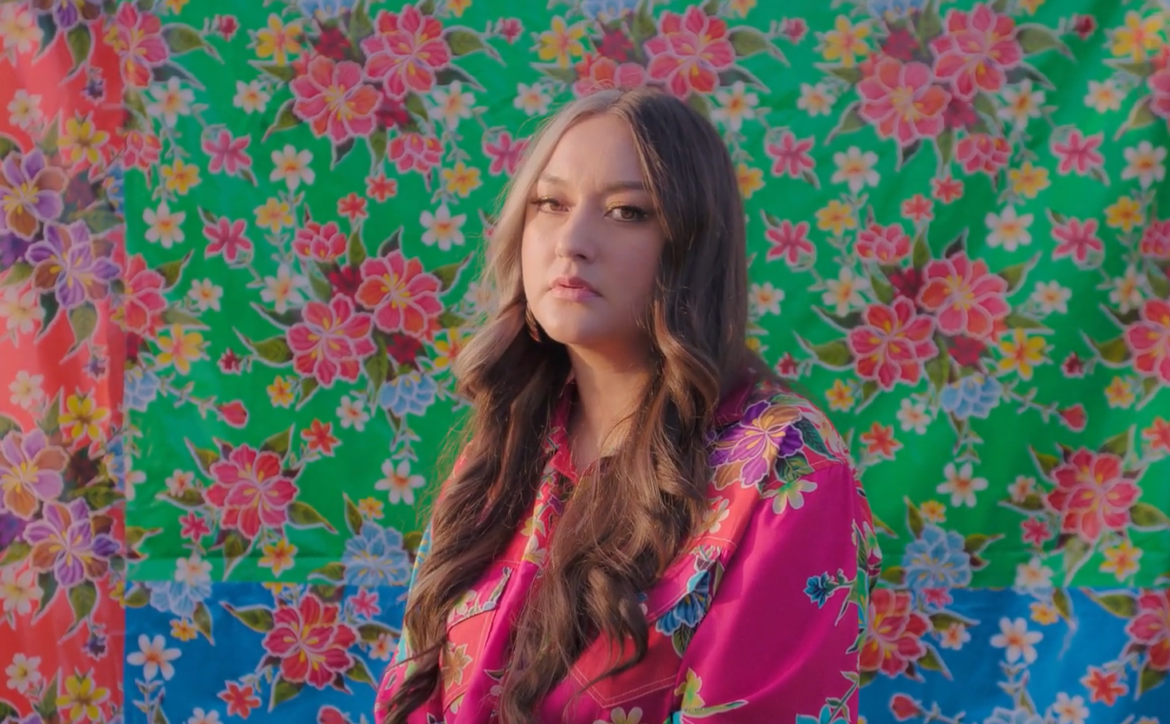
[384,86,758,723]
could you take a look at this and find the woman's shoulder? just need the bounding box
[644,378,874,619]
[684,377,870,559]
[711,376,855,485]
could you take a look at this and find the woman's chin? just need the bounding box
[542,325,652,364]
[541,325,601,348]
[540,317,616,347]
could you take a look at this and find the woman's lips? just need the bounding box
[549,276,599,300]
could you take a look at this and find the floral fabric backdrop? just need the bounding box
[0,0,1168,723]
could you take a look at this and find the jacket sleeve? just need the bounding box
[375,449,474,722]
[374,524,443,724]
[669,461,881,724]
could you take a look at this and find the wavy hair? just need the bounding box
[384,86,762,724]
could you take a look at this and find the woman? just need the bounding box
[376,87,881,724]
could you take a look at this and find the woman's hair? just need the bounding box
[384,86,762,723]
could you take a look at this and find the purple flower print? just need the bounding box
[33,0,102,29]
[0,232,32,268]
[0,149,67,240]
[0,428,68,520]
[0,512,29,549]
[25,221,119,309]
[24,499,119,588]
[710,400,804,484]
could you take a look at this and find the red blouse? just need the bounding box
[376,376,882,723]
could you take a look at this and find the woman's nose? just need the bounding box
[553,206,596,260]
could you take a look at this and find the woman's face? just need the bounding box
[521,114,666,360]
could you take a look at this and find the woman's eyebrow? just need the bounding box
[538,173,646,193]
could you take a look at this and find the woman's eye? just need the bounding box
[534,197,566,212]
[609,205,648,222]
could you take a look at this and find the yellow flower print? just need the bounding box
[1029,601,1059,625]
[156,325,207,375]
[254,15,302,65]
[1100,538,1142,581]
[56,669,109,724]
[1008,162,1049,199]
[673,669,748,718]
[442,161,482,198]
[729,0,756,17]
[108,579,125,605]
[1104,196,1143,232]
[826,379,854,411]
[675,669,706,711]
[920,500,946,524]
[538,17,585,68]
[255,198,293,232]
[60,113,109,167]
[737,163,764,199]
[1111,12,1163,62]
[996,330,1047,380]
[431,327,470,374]
[1105,376,1135,408]
[59,391,110,442]
[162,158,201,195]
[267,376,295,408]
[358,497,384,520]
[816,199,856,236]
[263,582,296,597]
[259,538,297,577]
[820,17,870,68]
[171,618,198,641]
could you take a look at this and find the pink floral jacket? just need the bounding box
[376,377,882,724]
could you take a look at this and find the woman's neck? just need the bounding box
[565,348,652,472]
